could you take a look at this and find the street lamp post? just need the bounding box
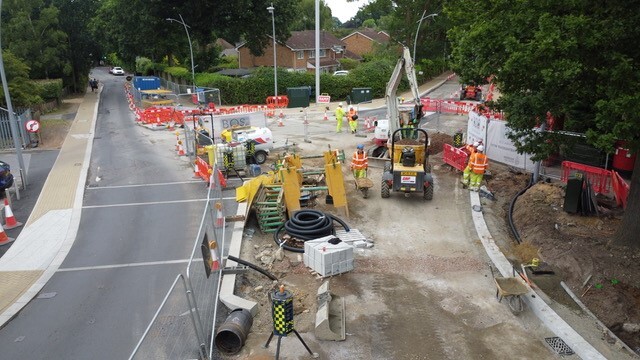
[267,4,277,104]
[166,14,196,93]
[413,11,438,64]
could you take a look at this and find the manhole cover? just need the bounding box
[544,337,574,355]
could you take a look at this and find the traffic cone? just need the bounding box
[323,111,328,121]
[209,240,220,271]
[278,117,284,127]
[0,223,14,246]
[279,109,284,118]
[177,141,186,156]
[175,132,181,152]
[3,198,22,229]
[214,202,224,228]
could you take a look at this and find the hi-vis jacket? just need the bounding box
[351,151,368,170]
[469,152,488,174]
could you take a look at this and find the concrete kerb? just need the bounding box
[468,191,606,360]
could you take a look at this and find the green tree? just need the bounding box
[291,0,334,31]
[4,0,70,80]
[0,50,41,107]
[446,0,640,247]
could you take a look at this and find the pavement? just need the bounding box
[0,73,633,359]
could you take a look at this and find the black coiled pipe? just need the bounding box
[274,210,350,252]
[508,174,534,244]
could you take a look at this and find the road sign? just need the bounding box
[317,94,331,104]
[25,120,40,133]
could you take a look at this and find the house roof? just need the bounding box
[216,38,235,50]
[341,28,390,44]
[284,30,345,50]
[343,49,363,61]
[216,69,252,77]
[307,58,341,69]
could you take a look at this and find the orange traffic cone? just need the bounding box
[175,132,181,152]
[0,223,14,246]
[214,202,224,228]
[209,240,220,271]
[323,111,328,121]
[278,117,284,127]
[279,109,284,118]
[177,141,186,156]
[3,198,22,230]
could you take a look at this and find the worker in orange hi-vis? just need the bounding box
[350,144,368,179]
[468,145,489,191]
[461,142,479,187]
[347,106,358,134]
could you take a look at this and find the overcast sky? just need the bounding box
[324,0,371,23]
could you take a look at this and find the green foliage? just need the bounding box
[0,51,42,107]
[291,0,334,31]
[164,66,193,81]
[217,56,239,70]
[135,57,154,75]
[34,79,64,101]
[362,19,376,28]
[338,58,359,70]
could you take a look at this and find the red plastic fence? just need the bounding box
[443,144,469,171]
[419,98,504,119]
[560,161,612,194]
[194,156,212,182]
[611,171,630,209]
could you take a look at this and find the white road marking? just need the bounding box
[57,259,201,272]
[87,180,202,189]
[82,196,237,209]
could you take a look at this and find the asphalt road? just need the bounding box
[0,69,217,359]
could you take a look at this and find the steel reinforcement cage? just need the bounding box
[129,165,226,360]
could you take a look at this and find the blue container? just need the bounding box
[133,76,161,91]
[249,164,261,177]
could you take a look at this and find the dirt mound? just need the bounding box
[489,168,640,351]
[428,131,453,155]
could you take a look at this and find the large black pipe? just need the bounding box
[508,174,533,244]
[215,308,253,354]
[227,255,278,281]
[274,210,350,252]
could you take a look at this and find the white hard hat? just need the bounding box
[476,145,485,152]
[473,141,480,147]
[338,102,343,107]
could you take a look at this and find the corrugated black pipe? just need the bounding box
[227,255,278,281]
[273,210,350,252]
[508,174,534,244]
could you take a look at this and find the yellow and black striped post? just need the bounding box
[453,131,464,148]
[263,285,317,359]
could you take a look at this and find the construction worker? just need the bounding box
[335,103,345,133]
[468,145,488,191]
[351,144,368,179]
[464,141,479,155]
[348,106,358,134]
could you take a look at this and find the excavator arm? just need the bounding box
[384,46,424,136]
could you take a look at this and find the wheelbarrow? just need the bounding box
[489,265,530,313]
[353,170,373,198]
[494,276,529,313]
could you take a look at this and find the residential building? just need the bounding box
[341,28,390,57]
[238,30,347,74]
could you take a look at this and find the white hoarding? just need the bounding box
[212,112,267,131]
[486,120,535,171]
[466,111,487,145]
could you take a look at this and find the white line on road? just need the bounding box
[57,259,201,272]
[86,180,202,190]
[82,196,237,209]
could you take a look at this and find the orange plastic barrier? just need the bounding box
[266,96,289,109]
[138,107,185,125]
[560,161,612,194]
[194,156,212,182]
[611,171,629,209]
[443,144,469,171]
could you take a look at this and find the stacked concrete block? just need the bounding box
[303,235,354,277]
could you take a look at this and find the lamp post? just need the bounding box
[267,4,278,103]
[413,11,438,64]
[166,14,196,93]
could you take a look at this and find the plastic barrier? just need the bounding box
[266,96,289,109]
[560,161,612,194]
[611,171,629,209]
[443,144,469,171]
[194,156,212,182]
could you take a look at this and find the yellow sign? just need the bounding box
[401,172,417,176]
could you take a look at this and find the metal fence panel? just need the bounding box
[0,108,30,150]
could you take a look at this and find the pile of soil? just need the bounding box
[485,165,640,352]
[429,132,453,155]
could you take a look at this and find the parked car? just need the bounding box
[0,161,14,194]
[108,67,114,74]
[112,67,125,75]
[333,70,349,76]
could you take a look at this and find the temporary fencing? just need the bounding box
[559,160,630,208]
[420,98,503,119]
[130,165,227,360]
[442,144,470,171]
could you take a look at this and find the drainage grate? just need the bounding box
[545,337,574,355]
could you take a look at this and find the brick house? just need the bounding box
[341,28,390,57]
[238,30,347,74]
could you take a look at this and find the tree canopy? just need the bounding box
[446,0,640,247]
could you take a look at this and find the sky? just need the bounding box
[324,0,371,23]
